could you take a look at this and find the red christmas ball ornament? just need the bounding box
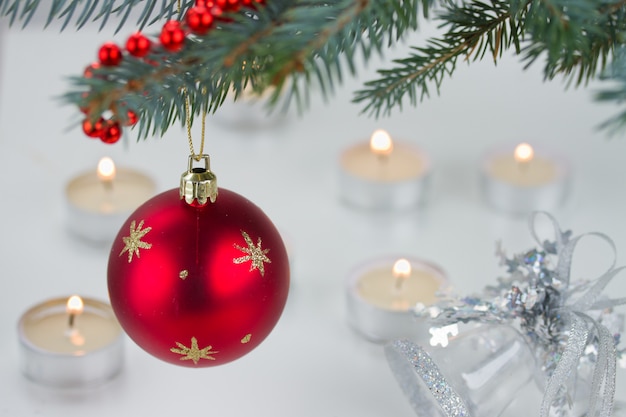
[185,6,214,35]
[98,42,123,66]
[82,117,105,138]
[108,156,290,367]
[126,32,152,57]
[100,120,122,144]
[160,20,186,52]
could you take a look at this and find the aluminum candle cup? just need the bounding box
[339,130,431,210]
[18,296,124,387]
[480,143,570,215]
[346,256,448,343]
[213,86,287,129]
[65,157,155,243]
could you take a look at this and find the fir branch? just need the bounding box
[62,0,430,139]
[354,0,626,118]
[518,0,625,86]
[354,0,520,117]
[4,0,626,137]
[514,0,626,133]
[0,0,191,31]
[595,46,626,136]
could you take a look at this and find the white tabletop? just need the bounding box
[1,16,625,417]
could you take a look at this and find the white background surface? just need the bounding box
[1,12,626,417]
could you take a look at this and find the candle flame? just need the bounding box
[392,258,412,279]
[514,143,534,164]
[97,157,116,182]
[369,129,393,156]
[66,295,84,316]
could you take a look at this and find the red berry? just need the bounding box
[98,42,123,66]
[101,120,122,144]
[186,6,215,35]
[126,32,152,57]
[125,110,138,126]
[197,0,232,14]
[195,0,225,7]
[206,0,239,11]
[223,0,240,11]
[82,117,105,138]
[84,62,101,78]
[160,20,186,52]
[209,4,225,20]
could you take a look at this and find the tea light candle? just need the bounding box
[18,295,124,387]
[339,129,431,210]
[66,157,156,243]
[480,143,570,215]
[213,83,287,129]
[346,256,448,343]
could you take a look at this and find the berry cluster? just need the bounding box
[81,0,264,143]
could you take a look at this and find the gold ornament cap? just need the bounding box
[180,155,218,206]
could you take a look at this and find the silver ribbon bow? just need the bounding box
[532,212,625,417]
[387,212,625,417]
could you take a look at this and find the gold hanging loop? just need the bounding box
[177,0,214,205]
[184,90,207,161]
[181,85,215,205]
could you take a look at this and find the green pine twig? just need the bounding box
[354,0,521,117]
[4,0,626,137]
[62,0,428,139]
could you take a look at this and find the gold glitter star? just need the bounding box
[170,337,218,364]
[233,230,271,276]
[119,220,152,263]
